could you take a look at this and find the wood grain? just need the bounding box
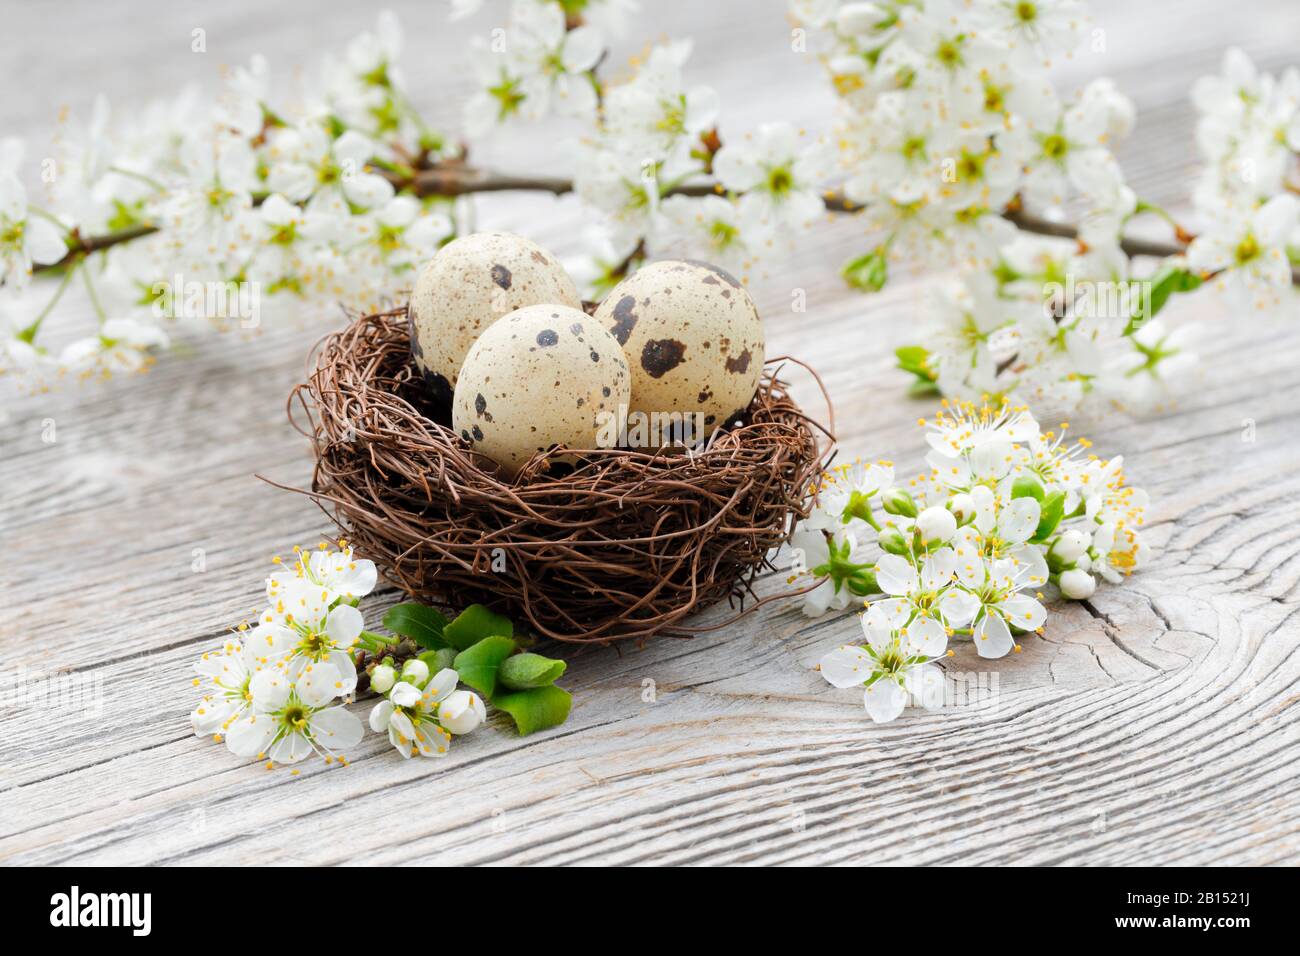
[1,0,1298,866]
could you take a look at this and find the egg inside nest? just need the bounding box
[452,304,630,477]
[593,259,765,439]
[408,232,581,407]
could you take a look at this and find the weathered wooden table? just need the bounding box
[3,0,1298,865]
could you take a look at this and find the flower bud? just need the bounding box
[370,663,397,694]
[877,527,909,555]
[1059,568,1097,600]
[846,567,879,596]
[916,506,957,543]
[438,690,486,735]
[401,658,430,687]
[881,488,918,518]
[1050,529,1090,563]
[947,492,976,525]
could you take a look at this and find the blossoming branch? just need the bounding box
[2,0,1296,415]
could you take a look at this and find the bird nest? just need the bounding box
[285,308,834,644]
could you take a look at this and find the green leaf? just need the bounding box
[1126,266,1202,334]
[1031,491,1066,543]
[443,604,513,651]
[895,344,929,372]
[383,603,449,650]
[491,685,573,736]
[1011,475,1045,502]
[842,248,889,292]
[896,344,936,376]
[896,345,939,395]
[906,377,941,398]
[452,635,517,698]
[499,653,567,690]
[419,647,458,673]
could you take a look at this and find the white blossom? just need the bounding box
[819,606,947,723]
[225,664,364,766]
[0,170,66,290]
[368,667,485,759]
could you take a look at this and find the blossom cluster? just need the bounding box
[792,399,1152,723]
[189,543,485,768]
[5,0,1295,416]
[3,12,455,385]
[1187,48,1300,309]
[795,0,1133,271]
[463,0,834,290]
[792,2,1297,413]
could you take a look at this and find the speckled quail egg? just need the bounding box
[593,259,764,439]
[409,232,581,406]
[452,304,631,478]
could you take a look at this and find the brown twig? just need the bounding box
[36,163,1210,276]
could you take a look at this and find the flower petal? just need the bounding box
[904,616,947,658]
[298,661,344,707]
[268,730,313,764]
[1001,497,1041,545]
[820,644,874,688]
[390,681,422,708]
[249,668,291,711]
[24,217,67,265]
[561,26,604,72]
[414,722,451,757]
[225,712,277,758]
[422,667,459,708]
[875,554,917,595]
[1000,595,1046,631]
[904,664,945,709]
[864,679,908,723]
[369,699,394,733]
[326,603,364,647]
[308,706,363,752]
[939,587,979,626]
[974,613,1014,659]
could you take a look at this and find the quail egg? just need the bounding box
[593,259,764,440]
[452,304,630,477]
[409,232,581,405]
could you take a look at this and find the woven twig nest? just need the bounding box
[286,308,834,644]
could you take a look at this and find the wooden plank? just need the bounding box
[1,0,1299,866]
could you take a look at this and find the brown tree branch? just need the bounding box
[35,164,1272,280]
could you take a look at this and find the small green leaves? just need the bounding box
[383,603,449,649]
[380,602,571,737]
[1126,266,1202,334]
[895,345,939,396]
[491,686,573,737]
[499,653,567,690]
[443,604,513,651]
[1031,491,1066,543]
[453,635,517,698]
[1011,475,1045,502]
[842,247,889,292]
[419,647,458,673]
